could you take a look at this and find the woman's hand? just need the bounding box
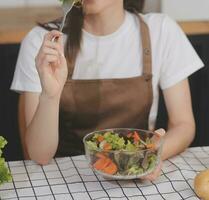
[35,30,68,99]
[141,129,166,181]
[141,160,163,181]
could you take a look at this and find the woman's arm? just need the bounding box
[24,92,60,165]
[143,78,195,181]
[161,78,195,160]
[24,30,68,165]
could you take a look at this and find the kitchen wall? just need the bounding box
[0,0,60,7]
[161,0,209,21]
[144,0,209,21]
[143,0,161,13]
[1,0,209,21]
[0,0,161,10]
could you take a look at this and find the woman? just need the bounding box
[11,0,204,180]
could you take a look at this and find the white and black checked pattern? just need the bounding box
[0,147,208,200]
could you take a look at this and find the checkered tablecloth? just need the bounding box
[0,147,209,200]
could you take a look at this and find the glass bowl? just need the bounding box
[83,128,164,180]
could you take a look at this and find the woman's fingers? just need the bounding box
[42,48,59,56]
[41,30,64,56]
[57,35,66,63]
[154,129,166,138]
[37,31,66,68]
[39,55,60,70]
[148,128,166,151]
[42,55,59,63]
[44,40,60,49]
[140,130,165,181]
[141,161,163,181]
[43,39,64,58]
[43,30,62,42]
[35,31,68,98]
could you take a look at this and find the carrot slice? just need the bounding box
[95,153,107,159]
[93,158,111,170]
[146,143,155,149]
[103,143,112,151]
[133,131,140,143]
[102,162,118,175]
[97,135,104,142]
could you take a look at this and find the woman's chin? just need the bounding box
[83,7,101,15]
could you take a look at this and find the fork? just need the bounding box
[59,0,82,32]
[52,0,82,41]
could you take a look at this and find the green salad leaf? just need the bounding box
[86,130,160,177]
[0,136,12,186]
[103,132,125,150]
[127,165,144,175]
[58,0,72,3]
[125,140,137,151]
[147,154,157,170]
[58,0,81,4]
[86,141,98,151]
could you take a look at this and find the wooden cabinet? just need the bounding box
[0,44,22,160]
[0,7,62,44]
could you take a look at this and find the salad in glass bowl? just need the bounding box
[83,128,164,180]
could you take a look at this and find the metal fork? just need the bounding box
[52,0,82,42]
[60,0,82,32]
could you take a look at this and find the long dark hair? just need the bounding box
[40,0,145,68]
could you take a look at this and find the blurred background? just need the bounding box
[0,0,209,161]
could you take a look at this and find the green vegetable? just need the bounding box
[86,130,159,177]
[92,133,101,142]
[0,136,12,185]
[103,132,125,150]
[125,140,137,151]
[147,154,157,170]
[86,141,98,151]
[127,165,144,175]
[58,0,81,4]
[59,0,73,3]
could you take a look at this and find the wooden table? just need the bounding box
[0,7,209,44]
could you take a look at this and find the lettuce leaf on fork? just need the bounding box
[0,136,12,186]
[59,0,72,3]
[59,0,81,4]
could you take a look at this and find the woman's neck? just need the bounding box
[83,5,125,36]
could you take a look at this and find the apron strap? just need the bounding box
[138,14,153,81]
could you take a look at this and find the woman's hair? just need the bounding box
[40,0,145,68]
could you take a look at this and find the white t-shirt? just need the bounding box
[11,11,204,130]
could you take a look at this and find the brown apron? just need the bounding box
[57,15,153,157]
